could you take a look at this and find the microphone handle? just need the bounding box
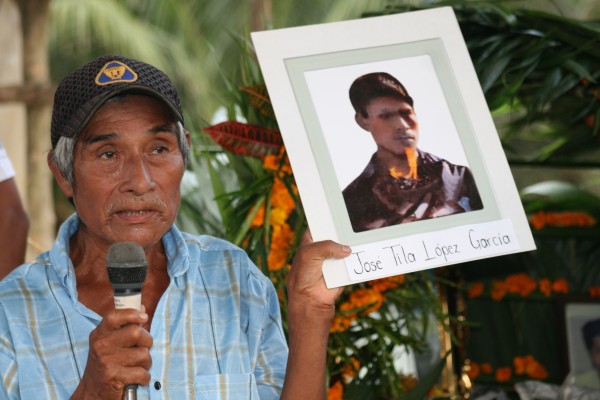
[123,385,137,400]
[114,292,142,310]
[114,292,142,400]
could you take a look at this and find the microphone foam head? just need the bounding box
[107,242,148,290]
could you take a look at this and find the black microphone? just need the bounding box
[107,242,148,400]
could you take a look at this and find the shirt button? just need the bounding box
[154,381,162,390]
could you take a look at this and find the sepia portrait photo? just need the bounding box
[304,56,483,234]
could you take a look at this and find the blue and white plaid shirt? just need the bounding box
[0,215,288,399]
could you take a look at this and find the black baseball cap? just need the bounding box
[51,55,184,148]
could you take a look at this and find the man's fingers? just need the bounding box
[294,240,351,268]
[90,310,153,356]
[90,325,152,356]
[99,309,148,331]
[309,240,351,261]
[121,346,153,370]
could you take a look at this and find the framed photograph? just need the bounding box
[252,6,536,287]
[558,298,600,386]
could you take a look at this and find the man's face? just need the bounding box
[54,95,186,249]
[356,96,419,157]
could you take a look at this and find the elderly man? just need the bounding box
[0,55,349,399]
[343,72,483,233]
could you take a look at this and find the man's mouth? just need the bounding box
[397,134,415,142]
[118,209,153,215]
[113,209,158,222]
[398,133,415,140]
[108,199,167,218]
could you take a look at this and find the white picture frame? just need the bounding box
[252,6,536,287]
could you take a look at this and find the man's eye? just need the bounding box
[153,146,168,154]
[100,151,115,159]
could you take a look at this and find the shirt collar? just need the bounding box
[49,214,190,295]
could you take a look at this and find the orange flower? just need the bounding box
[529,210,596,230]
[514,355,548,380]
[263,147,292,176]
[330,315,354,333]
[467,362,480,380]
[267,223,294,271]
[468,282,485,298]
[481,363,493,374]
[330,302,358,333]
[529,212,546,230]
[368,275,405,292]
[269,208,288,227]
[496,367,512,382]
[491,280,508,301]
[505,273,537,297]
[589,286,600,298]
[348,288,385,315]
[263,154,279,172]
[249,204,266,228]
[270,178,296,214]
[552,278,569,294]
[539,278,552,297]
[341,357,361,383]
[527,360,548,380]
[327,381,343,400]
[514,356,528,375]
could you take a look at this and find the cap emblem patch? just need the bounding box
[95,61,138,86]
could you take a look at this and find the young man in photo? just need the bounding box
[343,72,483,233]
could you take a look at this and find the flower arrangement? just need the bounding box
[181,50,453,399]
[467,354,549,383]
[467,273,571,301]
[528,211,596,230]
[520,180,600,235]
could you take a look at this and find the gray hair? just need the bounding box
[50,121,189,186]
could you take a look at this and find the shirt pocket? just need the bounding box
[194,373,260,399]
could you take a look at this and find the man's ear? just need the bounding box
[355,112,370,132]
[185,130,192,147]
[47,152,74,198]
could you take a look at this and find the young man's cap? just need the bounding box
[51,55,184,148]
[349,72,414,116]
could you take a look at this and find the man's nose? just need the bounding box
[394,115,411,130]
[121,156,155,194]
